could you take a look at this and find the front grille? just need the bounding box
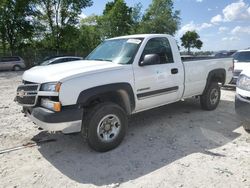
[16,95,36,105]
[18,84,39,92]
[16,83,39,106]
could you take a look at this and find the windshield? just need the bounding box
[40,59,54,66]
[233,51,250,62]
[86,38,143,64]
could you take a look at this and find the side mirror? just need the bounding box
[140,54,160,66]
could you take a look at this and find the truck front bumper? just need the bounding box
[25,106,83,134]
[235,94,250,123]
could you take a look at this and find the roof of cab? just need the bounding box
[107,34,172,40]
[237,49,250,52]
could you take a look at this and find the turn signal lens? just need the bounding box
[55,83,61,92]
[53,102,61,112]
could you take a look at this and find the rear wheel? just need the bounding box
[200,82,221,110]
[82,102,128,152]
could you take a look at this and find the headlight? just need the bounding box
[237,74,250,91]
[41,98,61,112]
[40,82,61,92]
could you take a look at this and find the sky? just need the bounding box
[83,0,250,51]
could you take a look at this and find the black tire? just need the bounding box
[200,82,221,111]
[13,65,21,71]
[243,123,250,133]
[82,102,128,152]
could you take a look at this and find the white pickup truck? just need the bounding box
[16,34,233,152]
[235,69,250,132]
[230,49,250,85]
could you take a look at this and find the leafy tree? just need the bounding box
[181,31,203,54]
[98,0,133,38]
[130,2,143,34]
[139,0,180,35]
[37,0,93,53]
[79,15,102,56]
[0,0,38,55]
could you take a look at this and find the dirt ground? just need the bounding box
[0,71,249,188]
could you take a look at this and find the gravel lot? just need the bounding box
[0,71,249,188]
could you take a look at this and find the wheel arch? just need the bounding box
[77,83,135,115]
[203,68,226,94]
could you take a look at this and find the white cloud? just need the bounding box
[211,14,223,24]
[196,0,203,2]
[209,0,250,25]
[218,27,229,33]
[178,21,212,36]
[222,36,240,41]
[231,26,250,35]
[200,23,213,29]
[223,0,250,21]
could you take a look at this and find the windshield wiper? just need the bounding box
[87,58,113,62]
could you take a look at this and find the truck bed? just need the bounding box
[183,58,233,98]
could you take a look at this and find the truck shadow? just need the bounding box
[33,97,241,186]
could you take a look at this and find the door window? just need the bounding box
[1,57,20,62]
[141,37,174,65]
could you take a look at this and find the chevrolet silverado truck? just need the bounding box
[235,69,250,132]
[15,34,233,152]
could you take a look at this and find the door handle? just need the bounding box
[171,68,178,74]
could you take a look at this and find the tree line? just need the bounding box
[0,0,203,66]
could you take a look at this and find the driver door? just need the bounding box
[133,37,183,112]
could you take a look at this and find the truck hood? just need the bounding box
[241,69,250,76]
[23,60,124,83]
[234,62,250,72]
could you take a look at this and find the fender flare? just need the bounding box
[203,68,226,94]
[76,83,135,114]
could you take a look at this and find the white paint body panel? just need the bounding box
[183,58,233,98]
[234,62,250,73]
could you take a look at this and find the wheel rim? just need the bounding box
[97,114,121,142]
[14,66,20,71]
[210,88,219,105]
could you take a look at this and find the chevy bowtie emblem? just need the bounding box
[17,90,26,98]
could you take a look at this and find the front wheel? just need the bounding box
[243,123,250,133]
[82,102,128,152]
[200,82,221,111]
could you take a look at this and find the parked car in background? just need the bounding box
[40,56,83,66]
[214,50,236,58]
[235,69,250,132]
[229,49,250,85]
[0,56,26,71]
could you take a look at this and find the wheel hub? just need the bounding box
[210,88,219,105]
[104,123,111,131]
[97,114,121,142]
